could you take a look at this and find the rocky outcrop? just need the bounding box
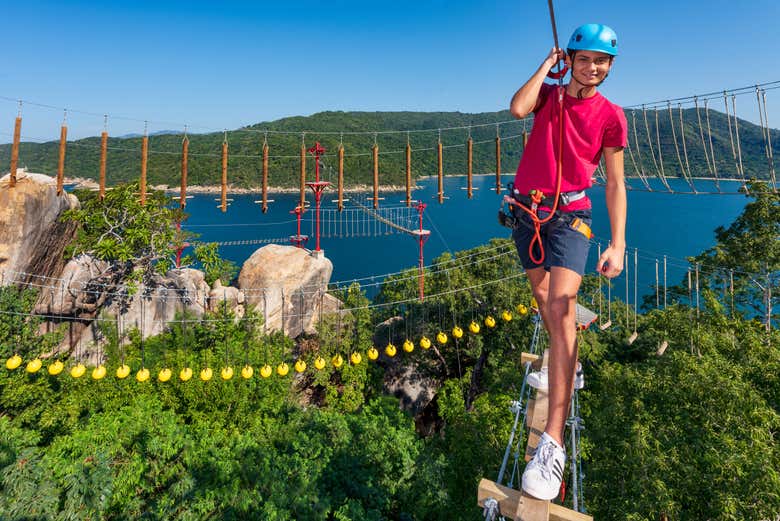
[47,268,212,364]
[0,171,79,285]
[238,245,335,336]
[34,254,110,316]
[384,364,440,416]
[207,279,245,317]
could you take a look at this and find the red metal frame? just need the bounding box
[305,142,330,252]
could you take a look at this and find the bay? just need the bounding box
[181,175,748,300]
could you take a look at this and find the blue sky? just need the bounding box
[3,0,779,140]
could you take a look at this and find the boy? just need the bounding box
[507,23,627,500]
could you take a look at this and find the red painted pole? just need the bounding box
[306,142,328,252]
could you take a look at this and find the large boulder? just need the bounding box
[239,245,334,336]
[34,254,110,315]
[0,170,79,285]
[47,268,211,364]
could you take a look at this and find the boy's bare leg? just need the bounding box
[543,266,582,445]
[526,267,551,328]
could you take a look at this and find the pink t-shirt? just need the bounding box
[513,82,627,211]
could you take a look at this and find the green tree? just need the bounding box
[62,183,189,277]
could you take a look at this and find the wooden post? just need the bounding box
[221,137,228,213]
[467,136,473,199]
[338,145,344,211]
[405,142,412,207]
[8,114,21,187]
[437,139,444,204]
[99,129,108,200]
[495,135,502,194]
[373,143,379,209]
[262,143,269,213]
[300,142,306,209]
[140,133,148,205]
[57,123,67,196]
[180,135,189,209]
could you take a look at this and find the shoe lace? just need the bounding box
[533,441,558,480]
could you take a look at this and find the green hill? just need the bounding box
[1,107,778,189]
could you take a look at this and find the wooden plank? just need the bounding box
[525,390,549,461]
[521,352,540,366]
[549,503,593,521]
[525,350,549,461]
[477,479,550,521]
[525,398,536,429]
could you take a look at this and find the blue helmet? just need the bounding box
[567,24,618,56]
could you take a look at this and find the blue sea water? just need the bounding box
[181,175,748,300]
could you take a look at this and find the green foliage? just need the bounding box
[61,183,189,276]
[689,181,779,321]
[584,323,780,520]
[1,192,779,519]
[193,242,239,286]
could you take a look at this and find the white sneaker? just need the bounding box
[527,362,584,390]
[522,432,566,500]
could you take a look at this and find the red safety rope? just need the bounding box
[504,0,566,265]
[506,85,566,264]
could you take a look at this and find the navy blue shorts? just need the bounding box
[511,209,592,276]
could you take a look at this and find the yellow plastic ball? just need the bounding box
[70,363,86,379]
[221,366,234,380]
[48,360,64,376]
[92,365,107,380]
[314,356,326,370]
[294,359,307,373]
[367,347,379,360]
[529,298,538,312]
[277,362,289,376]
[452,326,463,339]
[25,358,42,373]
[501,310,513,322]
[485,315,498,328]
[350,352,362,365]
[5,354,22,370]
[436,331,448,345]
[403,339,414,353]
[516,303,529,315]
[199,367,213,381]
[116,364,131,379]
[332,354,344,368]
[260,364,273,378]
[179,367,193,381]
[419,336,431,350]
[241,365,254,379]
[469,321,481,334]
[136,367,150,382]
[385,343,397,357]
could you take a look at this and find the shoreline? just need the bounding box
[63,173,507,195]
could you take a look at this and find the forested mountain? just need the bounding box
[1,106,778,189]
